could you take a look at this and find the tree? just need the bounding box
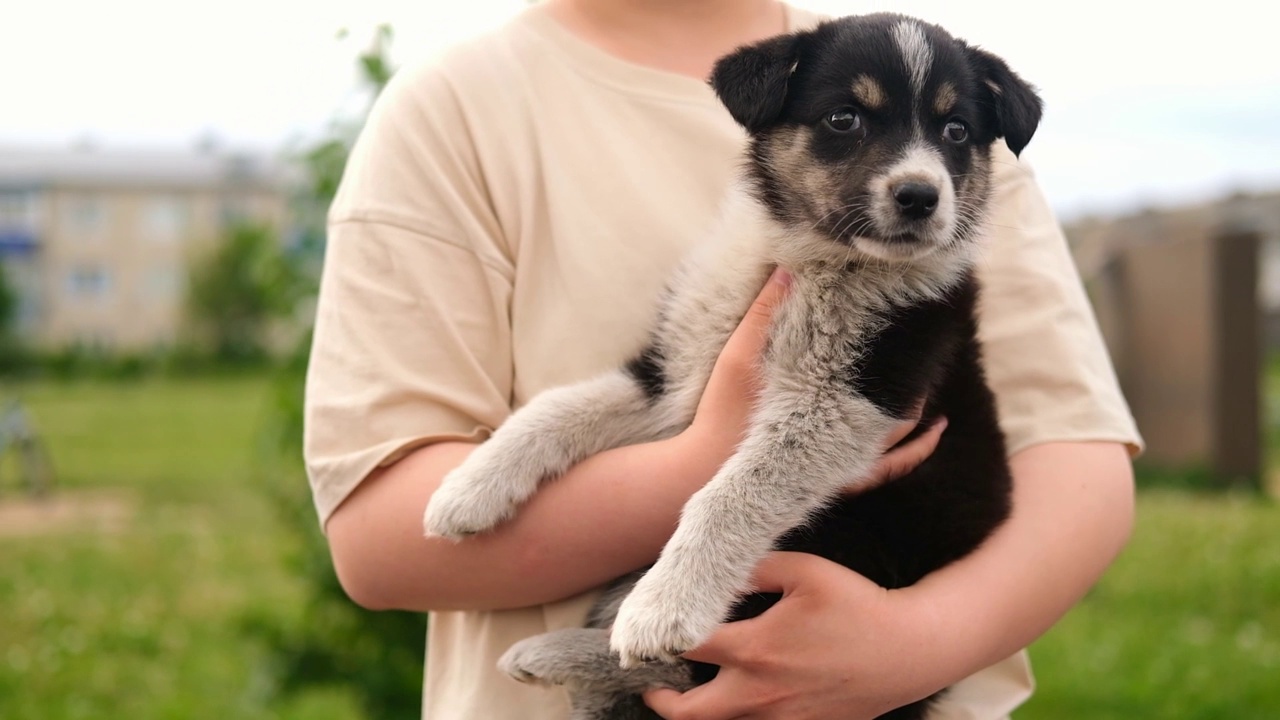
[185,222,302,363]
[0,263,23,370]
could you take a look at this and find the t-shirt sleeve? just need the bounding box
[976,143,1143,457]
[303,64,516,528]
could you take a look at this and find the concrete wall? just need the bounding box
[1069,194,1275,484]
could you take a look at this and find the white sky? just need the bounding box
[3,0,1278,218]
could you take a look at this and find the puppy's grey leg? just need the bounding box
[500,628,693,694]
[425,369,670,539]
[610,389,895,666]
[570,691,663,720]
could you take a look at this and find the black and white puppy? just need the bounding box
[423,12,1042,720]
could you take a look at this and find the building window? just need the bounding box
[219,195,252,227]
[145,266,183,299]
[144,195,190,243]
[0,257,41,334]
[63,193,108,236]
[71,330,114,352]
[66,266,112,301]
[0,191,39,230]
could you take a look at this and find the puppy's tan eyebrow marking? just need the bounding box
[934,82,958,115]
[851,75,887,109]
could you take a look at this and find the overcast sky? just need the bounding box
[3,0,1277,219]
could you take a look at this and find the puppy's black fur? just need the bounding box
[697,276,1009,720]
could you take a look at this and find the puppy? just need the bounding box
[424,12,1042,720]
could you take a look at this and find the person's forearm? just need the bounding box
[326,432,723,613]
[905,441,1135,683]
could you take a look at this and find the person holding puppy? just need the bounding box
[304,1,1143,718]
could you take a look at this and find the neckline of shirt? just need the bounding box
[515,3,812,106]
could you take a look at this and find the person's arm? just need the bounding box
[328,431,723,612]
[327,270,944,613]
[644,440,1134,720]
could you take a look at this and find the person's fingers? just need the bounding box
[880,401,927,450]
[643,681,752,720]
[846,417,947,495]
[641,687,684,718]
[675,622,751,665]
[666,553,820,666]
[746,550,828,594]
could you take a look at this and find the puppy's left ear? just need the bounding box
[967,47,1043,156]
[710,32,807,134]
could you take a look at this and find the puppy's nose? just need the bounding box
[892,182,939,220]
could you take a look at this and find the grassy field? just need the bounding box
[1022,490,1280,719]
[0,376,362,720]
[0,375,1277,718]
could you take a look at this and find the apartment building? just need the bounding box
[0,145,289,351]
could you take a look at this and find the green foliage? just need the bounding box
[356,25,396,92]
[300,138,352,209]
[255,332,427,719]
[186,223,305,363]
[293,24,396,242]
[0,262,27,371]
[252,23,429,719]
[0,263,18,338]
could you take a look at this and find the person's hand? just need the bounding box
[643,552,949,720]
[682,267,945,487]
[683,267,793,452]
[856,413,945,493]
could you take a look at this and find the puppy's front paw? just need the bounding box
[609,573,724,669]
[422,465,517,540]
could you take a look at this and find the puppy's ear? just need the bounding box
[710,32,806,134]
[967,47,1042,156]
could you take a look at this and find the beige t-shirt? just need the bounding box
[305,5,1143,719]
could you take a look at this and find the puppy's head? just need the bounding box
[712,14,1042,264]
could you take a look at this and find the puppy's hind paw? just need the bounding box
[497,637,560,687]
[497,629,614,688]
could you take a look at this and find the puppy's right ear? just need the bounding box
[966,46,1043,157]
[710,32,805,134]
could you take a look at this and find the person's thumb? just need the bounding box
[746,551,826,595]
[729,267,792,357]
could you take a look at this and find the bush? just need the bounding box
[252,331,427,718]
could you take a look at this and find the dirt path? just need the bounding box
[0,491,135,537]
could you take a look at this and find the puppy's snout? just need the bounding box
[892,182,939,220]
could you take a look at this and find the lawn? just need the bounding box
[0,375,1277,718]
[0,375,362,720]
[1022,489,1280,719]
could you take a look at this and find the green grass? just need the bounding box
[0,376,362,720]
[1021,490,1280,719]
[1,376,1278,718]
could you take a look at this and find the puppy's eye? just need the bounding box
[943,120,969,144]
[824,108,863,134]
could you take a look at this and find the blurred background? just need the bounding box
[0,1,1276,718]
